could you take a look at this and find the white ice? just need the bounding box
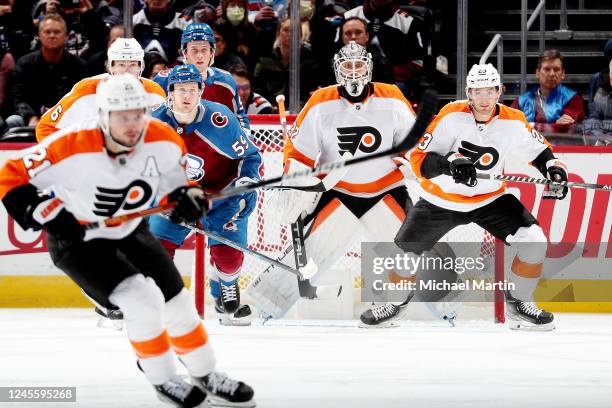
[0,309,610,408]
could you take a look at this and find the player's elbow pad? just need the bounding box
[2,184,46,231]
[420,152,451,179]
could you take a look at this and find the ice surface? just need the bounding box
[0,309,610,408]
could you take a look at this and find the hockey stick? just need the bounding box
[211,89,438,201]
[83,202,175,230]
[276,94,288,140]
[476,173,612,191]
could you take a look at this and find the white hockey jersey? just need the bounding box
[410,100,550,211]
[0,118,189,241]
[35,73,166,141]
[285,83,416,198]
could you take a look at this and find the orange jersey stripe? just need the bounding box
[130,330,171,359]
[335,169,404,194]
[372,82,416,115]
[309,198,342,235]
[169,323,209,355]
[294,85,340,128]
[420,178,506,204]
[511,257,543,278]
[382,194,406,221]
[284,140,316,171]
[36,76,166,141]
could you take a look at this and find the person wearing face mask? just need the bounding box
[218,0,260,71]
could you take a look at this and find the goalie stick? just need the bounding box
[83,89,437,231]
[476,173,612,191]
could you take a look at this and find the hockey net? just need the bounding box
[194,115,505,322]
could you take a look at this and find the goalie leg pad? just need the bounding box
[360,194,405,242]
[109,274,176,385]
[304,198,361,285]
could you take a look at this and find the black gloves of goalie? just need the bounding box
[27,197,84,246]
[168,186,209,224]
[543,159,569,200]
[444,152,477,187]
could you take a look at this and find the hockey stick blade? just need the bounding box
[476,173,612,191]
[212,89,437,201]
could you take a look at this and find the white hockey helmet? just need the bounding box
[466,63,501,90]
[107,37,145,76]
[96,74,151,151]
[333,41,373,97]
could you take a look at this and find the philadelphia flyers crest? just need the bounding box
[458,141,499,170]
[336,126,382,156]
[93,179,153,217]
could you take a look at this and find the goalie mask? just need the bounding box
[333,41,373,97]
[96,74,151,153]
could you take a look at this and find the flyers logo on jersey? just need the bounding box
[211,112,228,128]
[337,126,382,156]
[93,179,153,217]
[458,141,499,170]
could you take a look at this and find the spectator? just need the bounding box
[308,0,348,74]
[588,38,612,104]
[230,64,273,114]
[336,16,393,84]
[0,35,14,112]
[253,17,322,110]
[217,0,260,71]
[4,0,36,60]
[344,0,426,97]
[133,0,191,64]
[180,0,217,24]
[211,23,245,71]
[10,13,86,125]
[32,0,107,59]
[512,49,585,134]
[584,58,612,145]
[86,23,124,75]
[142,52,168,79]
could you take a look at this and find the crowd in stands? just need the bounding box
[0,0,609,145]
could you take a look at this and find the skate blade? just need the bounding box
[206,395,256,408]
[508,320,555,332]
[96,316,124,331]
[218,315,252,327]
[358,321,401,329]
[156,392,211,408]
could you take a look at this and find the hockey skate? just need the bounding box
[359,291,414,328]
[214,297,252,326]
[155,376,209,408]
[191,371,255,407]
[94,306,124,330]
[505,292,555,331]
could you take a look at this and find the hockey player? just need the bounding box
[0,75,255,407]
[250,41,416,318]
[360,63,568,331]
[154,23,250,131]
[149,64,262,326]
[35,37,166,141]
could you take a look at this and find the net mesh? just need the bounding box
[200,120,500,318]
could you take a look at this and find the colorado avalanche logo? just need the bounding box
[185,154,205,181]
[211,112,228,128]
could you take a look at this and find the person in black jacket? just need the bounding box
[10,13,86,126]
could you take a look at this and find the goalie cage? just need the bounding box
[191,115,505,323]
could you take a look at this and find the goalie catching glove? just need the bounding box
[543,159,568,200]
[168,185,209,224]
[27,196,84,245]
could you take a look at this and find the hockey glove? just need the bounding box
[28,197,84,245]
[543,159,568,200]
[168,186,209,224]
[445,152,477,187]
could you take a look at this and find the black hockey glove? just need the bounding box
[444,152,477,187]
[27,196,84,246]
[168,186,209,224]
[543,159,568,200]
